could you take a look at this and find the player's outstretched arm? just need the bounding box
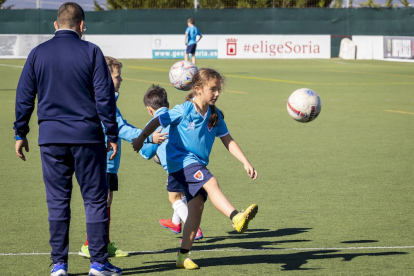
[116,110,142,143]
[220,134,258,180]
[132,118,161,152]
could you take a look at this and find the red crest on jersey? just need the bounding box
[194,170,204,181]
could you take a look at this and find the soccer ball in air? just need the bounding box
[287,88,321,123]
[169,60,198,91]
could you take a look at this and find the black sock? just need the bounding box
[180,249,190,254]
[230,210,239,220]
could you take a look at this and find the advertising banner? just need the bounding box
[0,35,53,58]
[218,35,330,59]
[152,35,218,59]
[383,36,414,60]
[84,35,152,59]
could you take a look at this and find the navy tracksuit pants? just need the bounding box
[40,143,108,264]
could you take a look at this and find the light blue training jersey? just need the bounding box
[158,101,229,174]
[104,93,156,174]
[103,93,142,174]
[139,107,169,172]
[185,26,202,46]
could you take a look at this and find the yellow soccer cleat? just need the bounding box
[176,252,199,270]
[108,242,129,257]
[232,204,258,233]
[78,245,90,258]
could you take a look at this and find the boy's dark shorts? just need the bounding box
[106,173,119,191]
[166,177,184,193]
[168,163,213,202]
[186,44,197,55]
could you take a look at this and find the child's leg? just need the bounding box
[191,54,196,64]
[184,53,189,61]
[203,177,258,233]
[202,177,236,218]
[169,192,187,224]
[180,194,204,250]
[168,192,183,205]
[107,190,113,206]
[160,177,188,233]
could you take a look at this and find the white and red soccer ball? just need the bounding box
[169,60,198,91]
[287,88,321,123]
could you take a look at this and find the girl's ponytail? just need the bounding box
[208,104,224,129]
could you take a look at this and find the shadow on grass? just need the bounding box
[119,250,407,274]
[187,228,313,244]
[193,228,313,251]
[69,228,407,275]
[341,240,379,244]
[127,228,312,257]
[197,250,407,271]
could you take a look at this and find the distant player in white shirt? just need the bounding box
[132,68,258,270]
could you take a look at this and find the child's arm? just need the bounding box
[117,117,142,143]
[197,28,202,42]
[139,142,159,160]
[197,33,203,43]
[184,33,188,45]
[139,128,165,160]
[197,35,203,43]
[132,117,161,152]
[220,134,258,180]
[113,109,167,144]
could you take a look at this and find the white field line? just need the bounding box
[1,245,414,256]
[0,64,23,68]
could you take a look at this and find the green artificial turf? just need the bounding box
[1,59,413,275]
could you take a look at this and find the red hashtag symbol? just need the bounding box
[244,44,250,53]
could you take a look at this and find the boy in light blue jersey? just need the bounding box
[185,18,202,64]
[140,85,203,241]
[79,57,166,259]
[132,68,258,270]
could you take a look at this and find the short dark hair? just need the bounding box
[57,2,85,29]
[143,85,169,110]
[187,18,195,24]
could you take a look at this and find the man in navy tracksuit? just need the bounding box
[13,3,122,276]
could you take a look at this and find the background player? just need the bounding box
[139,85,203,241]
[184,18,202,64]
[79,57,167,259]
